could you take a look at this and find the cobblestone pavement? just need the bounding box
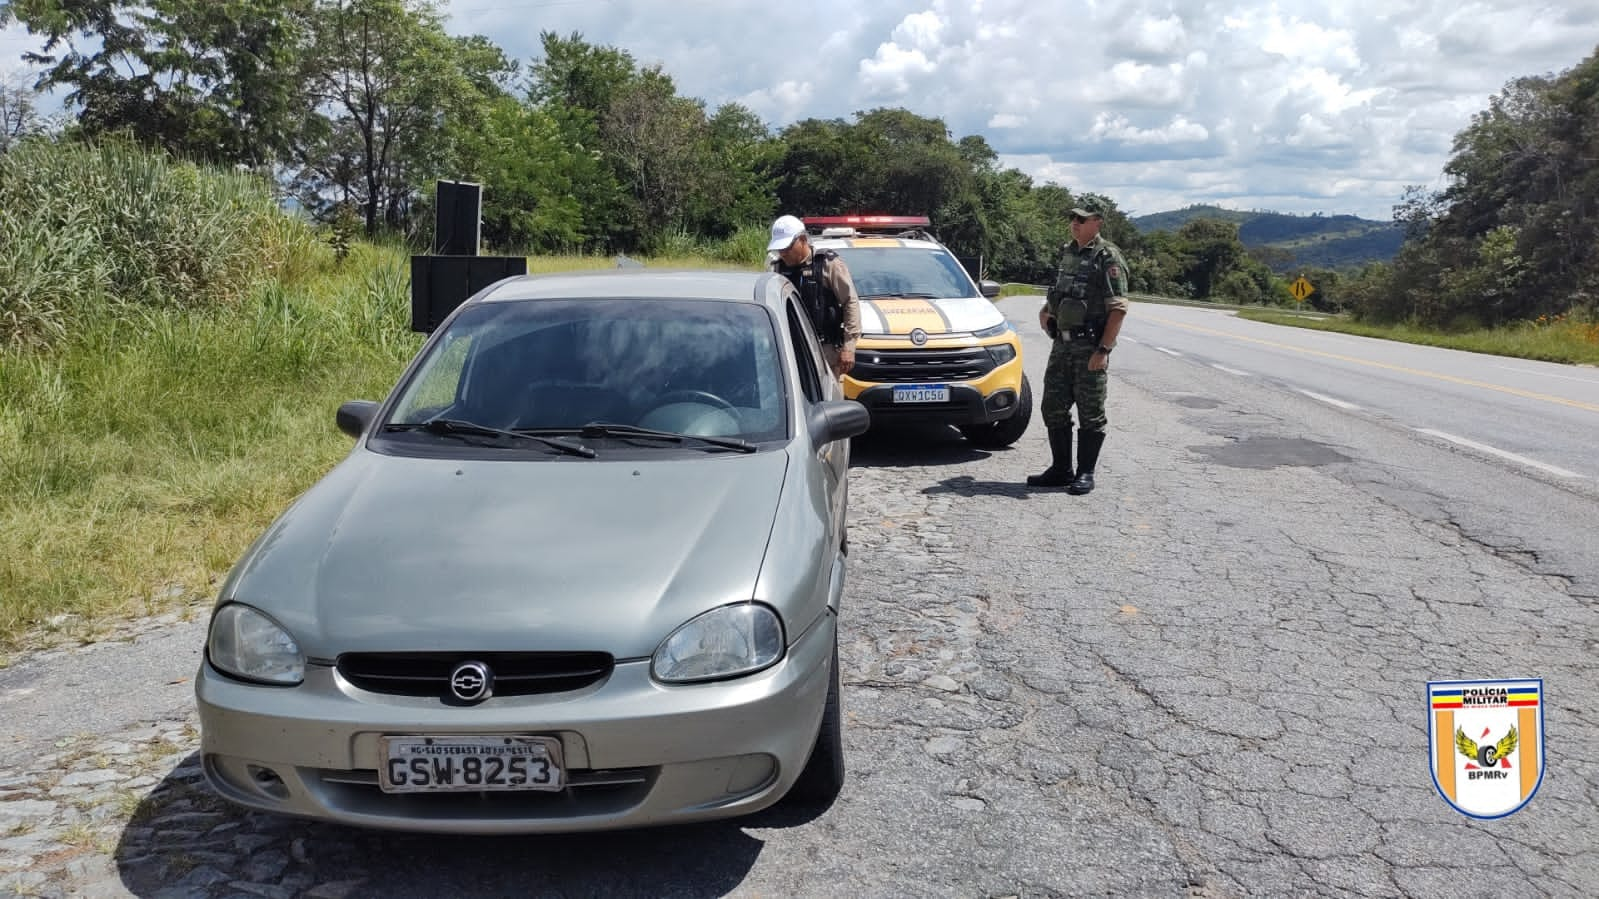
[4,321,1598,897]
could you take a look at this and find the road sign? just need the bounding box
[1290,276,1315,302]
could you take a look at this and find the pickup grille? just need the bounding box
[851,347,994,383]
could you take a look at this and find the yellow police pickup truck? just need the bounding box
[806,216,1031,447]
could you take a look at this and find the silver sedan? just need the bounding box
[195,270,869,833]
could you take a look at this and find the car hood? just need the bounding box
[224,449,790,659]
[858,295,1004,336]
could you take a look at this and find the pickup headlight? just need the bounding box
[986,342,1017,365]
[972,322,1012,340]
[652,603,785,684]
[208,604,305,685]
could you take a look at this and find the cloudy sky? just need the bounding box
[6,0,1598,220]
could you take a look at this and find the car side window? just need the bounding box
[786,297,826,404]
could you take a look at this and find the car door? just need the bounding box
[783,291,849,545]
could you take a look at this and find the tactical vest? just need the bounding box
[1053,243,1113,330]
[776,249,845,344]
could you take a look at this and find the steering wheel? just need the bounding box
[655,390,736,413]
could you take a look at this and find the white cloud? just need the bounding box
[1089,113,1211,146]
[1093,60,1188,107]
[739,80,815,124]
[8,3,1599,221]
[1113,14,1189,59]
[2,23,39,78]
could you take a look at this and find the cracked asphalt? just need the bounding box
[3,298,1597,897]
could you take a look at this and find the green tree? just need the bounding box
[448,95,613,251]
[1175,218,1246,299]
[3,0,313,165]
[298,0,509,234]
[527,31,637,115]
[694,102,778,237]
[601,70,712,246]
[1358,47,1599,325]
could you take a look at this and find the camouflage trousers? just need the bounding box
[1040,338,1109,431]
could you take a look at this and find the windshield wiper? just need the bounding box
[385,418,597,458]
[572,421,756,453]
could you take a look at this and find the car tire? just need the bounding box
[958,374,1033,448]
[786,637,845,805]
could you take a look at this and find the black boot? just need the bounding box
[1067,430,1105,495]
[1026,426,1074,487]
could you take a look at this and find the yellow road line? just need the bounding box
[1142,315,1599,414]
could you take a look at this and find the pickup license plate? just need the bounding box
[892,384,950,404]
[379,735,565,793]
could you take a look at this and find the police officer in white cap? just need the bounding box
[768,214,861,377]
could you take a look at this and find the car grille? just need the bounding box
[852,347,995,383]
[337,652,614,698]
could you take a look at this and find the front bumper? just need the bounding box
[195,614,836,834]
[844,334,1025,427]
[850,382,1022,426]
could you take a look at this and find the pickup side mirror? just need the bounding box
[807,400,871,445]
[336,400,379,439]
[979,280,1003,299]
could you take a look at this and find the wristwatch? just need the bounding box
[1096,344,1114,355]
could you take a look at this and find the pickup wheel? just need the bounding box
[959,375,1033,448]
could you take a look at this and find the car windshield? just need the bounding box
[385,297,788,445]
[830,246,977,300]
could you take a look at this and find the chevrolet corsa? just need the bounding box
[195,270,870,833]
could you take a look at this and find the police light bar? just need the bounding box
[802,215,931,230]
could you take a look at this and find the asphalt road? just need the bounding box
[3,295,1597,897]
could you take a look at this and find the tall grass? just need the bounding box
[0,222,749,656]
[0,138,322,349]
[0,241,424,654]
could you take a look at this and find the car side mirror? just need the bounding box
[336,400,379,439]
[807,400,871,445]
[979,280,1003,299]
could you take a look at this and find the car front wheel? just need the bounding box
[785,638,845,805]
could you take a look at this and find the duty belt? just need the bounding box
[1065,326,1098,340]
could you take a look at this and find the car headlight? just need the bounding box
[986,342,1017,365]
[972,322,1012,340]
[652,603,785,684]
[207,604,305,685]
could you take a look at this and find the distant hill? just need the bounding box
[1130,204,1404,272]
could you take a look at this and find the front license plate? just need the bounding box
[379,735,565,793]
[892,384,950,403]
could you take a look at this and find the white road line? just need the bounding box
[1415,429,1583,478]
[1493,364,1599,386]
[1120,337,1139,344]
[1297,389,1360,410]
[1211,364,1251,376]
[1155,347,1182,357]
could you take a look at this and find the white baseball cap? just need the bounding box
[767,215,805,252]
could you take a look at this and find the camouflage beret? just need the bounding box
[1069,196,1108,219]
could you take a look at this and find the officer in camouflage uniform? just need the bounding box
[1027,197,1129,494]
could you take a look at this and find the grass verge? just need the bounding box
[1237,308,1599,366]
[0,245,744,656]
